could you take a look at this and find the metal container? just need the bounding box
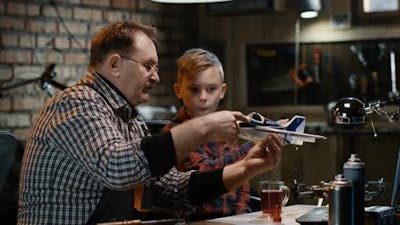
[343,154,365,225]
[329,174,352,225]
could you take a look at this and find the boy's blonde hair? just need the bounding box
[177,48,224,83]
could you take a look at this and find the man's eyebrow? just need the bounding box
[143,57,158,64]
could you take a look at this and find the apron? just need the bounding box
[85,189,140,225]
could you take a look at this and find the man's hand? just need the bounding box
[200,110,248,143]
[170,110,248,162]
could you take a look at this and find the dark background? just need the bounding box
[247,40,400,106]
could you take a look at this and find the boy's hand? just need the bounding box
[222,133,284,191]
[244,133,284,174]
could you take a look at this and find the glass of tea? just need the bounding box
[260,181,290,222]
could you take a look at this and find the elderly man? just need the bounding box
[18,21,283,225]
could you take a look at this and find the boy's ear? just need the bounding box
[173,83,182,99]
[220,83,227,99]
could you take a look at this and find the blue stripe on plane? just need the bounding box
[285,117,305,132]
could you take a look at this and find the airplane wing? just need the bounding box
[255,126,327,140]
[239,126,326,146]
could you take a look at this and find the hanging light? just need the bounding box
[300,0,322,19]
[151,0,232,3]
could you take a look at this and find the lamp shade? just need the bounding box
[330,97,366,125]
[300,0,322,18]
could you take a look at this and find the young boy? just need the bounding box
[163,48,254,220]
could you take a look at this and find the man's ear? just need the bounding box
[220,83,227,99]
[173,83,182,99]
[109,54,122,78]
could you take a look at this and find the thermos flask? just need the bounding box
[343,154,365,225]
[329,174,352,225]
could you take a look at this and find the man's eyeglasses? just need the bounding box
[119,54,159,74]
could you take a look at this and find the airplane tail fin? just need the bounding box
[284,115,306,133]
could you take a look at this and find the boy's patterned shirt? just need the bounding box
[164,107,254,219]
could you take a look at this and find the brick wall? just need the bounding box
[0,0,198,139]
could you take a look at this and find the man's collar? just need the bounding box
[95,72,130,104]
[88,72,138,122]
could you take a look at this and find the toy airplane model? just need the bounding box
[238,112,327,146]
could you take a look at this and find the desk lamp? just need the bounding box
[330,97,400,137]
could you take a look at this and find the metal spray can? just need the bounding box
[329,174,352,225]
[343,154,365,225]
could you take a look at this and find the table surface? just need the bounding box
[189,204,318,225]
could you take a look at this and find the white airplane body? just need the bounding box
[239,114,327,146]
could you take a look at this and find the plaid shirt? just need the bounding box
[18,72,192,225]
[163,107,254,219]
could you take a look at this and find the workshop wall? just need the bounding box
[0,0,197,139]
